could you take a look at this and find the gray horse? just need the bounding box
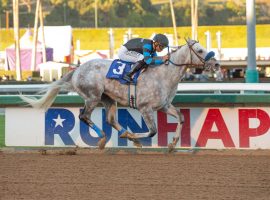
[20,39,220,151]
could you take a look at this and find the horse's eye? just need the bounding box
[198,49,203,54]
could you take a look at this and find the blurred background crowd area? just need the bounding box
[0,0,269,83]
[0,0,270,28]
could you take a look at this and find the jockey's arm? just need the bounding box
[142,44,164,65]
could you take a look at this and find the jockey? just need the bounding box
[118,33,169,82]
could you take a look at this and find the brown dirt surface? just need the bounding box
[0,148,270,200]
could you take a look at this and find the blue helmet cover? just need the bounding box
[204,51,215,61]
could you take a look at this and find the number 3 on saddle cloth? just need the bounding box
[106,59,142,85]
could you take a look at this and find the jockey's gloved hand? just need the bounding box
[163,54,170,65]
[162,54,169,62]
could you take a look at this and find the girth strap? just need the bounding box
[128,84,137,109]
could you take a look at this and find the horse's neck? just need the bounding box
[170,45,190,68]
[158,46,189,89]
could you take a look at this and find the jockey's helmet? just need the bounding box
[153,34,169,47]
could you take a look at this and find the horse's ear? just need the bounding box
[184,37,188,43]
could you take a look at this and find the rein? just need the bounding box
[166,41,211,69]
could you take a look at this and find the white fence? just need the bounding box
[0,83,270,94]
[177,83,270,93]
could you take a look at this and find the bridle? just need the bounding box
[166,40,215,69]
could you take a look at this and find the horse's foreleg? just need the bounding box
[162,105,184,152]
[79,101,107,150]
[102,95,142,148]
[132,107,157,139]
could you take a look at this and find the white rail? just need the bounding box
[0,84,48,93]
[0,83,269,94]
[177,83,270,93]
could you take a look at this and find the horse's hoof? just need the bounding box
[120,131,134,139]
[119,131,128,138]
[132,139,142,148]
[168,143,175,153]
[98,137,106,150]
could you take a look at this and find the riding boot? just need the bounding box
[123,60,146,82]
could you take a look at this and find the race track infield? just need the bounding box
[0,149,270,200]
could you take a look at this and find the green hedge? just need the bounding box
[0,24,269,51]
[1,94,270,107]
[0,115,4,147]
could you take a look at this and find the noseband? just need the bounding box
[167,41,215,69]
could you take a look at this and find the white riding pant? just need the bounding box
[118,46,144,63]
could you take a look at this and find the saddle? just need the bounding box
[106,59,143,85]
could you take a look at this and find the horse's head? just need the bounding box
[185,39,220,72]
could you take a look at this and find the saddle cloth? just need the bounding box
[106,59,142,85]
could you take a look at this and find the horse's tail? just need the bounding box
[20,70,75,110]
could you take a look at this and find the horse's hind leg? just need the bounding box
[79,100,107,149]
[101,94,142,148]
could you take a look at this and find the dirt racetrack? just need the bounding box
[0,148,270,200]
